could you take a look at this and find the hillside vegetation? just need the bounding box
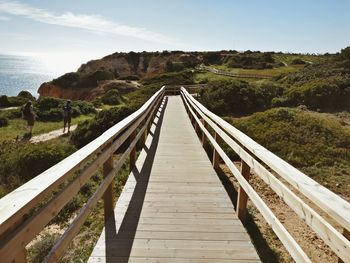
[1,47,350,262]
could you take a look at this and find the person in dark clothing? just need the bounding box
[62,100,72,133]
[22,101,36,137]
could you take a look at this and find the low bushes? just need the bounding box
[280,77,350,111]
[101,89,123,105]
[230,108,350,168]
[70,105,134,148]
[0,117,8,127]
[0,141,76,197]
[33,97,96,122]
[199,79,284,115]
[0,95,28,108]
[141,70,194,86]
[52,70,115,90]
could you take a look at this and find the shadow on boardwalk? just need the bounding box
[104,98,167,262]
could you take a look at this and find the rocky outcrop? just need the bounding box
[38,80,139,101]
[38,51,202,100]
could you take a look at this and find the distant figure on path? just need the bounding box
[22,101,36,138]
[62,100,72,133]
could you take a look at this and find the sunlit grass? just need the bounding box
[0,114,94,141]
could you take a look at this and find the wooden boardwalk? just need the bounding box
[88,96,260,263]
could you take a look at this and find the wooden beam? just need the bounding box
[338,229,350,263]
[237,161,250,222]
[14,248,26,263]
[103,156,114,222]
[181,87,350,234]
[181,92,311,262]
[0,87,165,239]
[212,132,221,171]
[129,130,137,171]
[181,88,350,261]
[201,120,209,150]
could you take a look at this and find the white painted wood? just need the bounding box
[182,88,350,262]
[181,88,350,234]
[183,94,311,263]
[0,87,165,239]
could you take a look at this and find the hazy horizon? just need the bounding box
[0,0,349,73]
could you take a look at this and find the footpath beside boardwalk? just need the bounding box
[88,96,260,262]
[29,125,77,143]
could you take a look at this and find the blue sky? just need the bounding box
[0,0,349,72]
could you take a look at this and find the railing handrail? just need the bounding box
[180,87,350,232]
[0,86,165,238]
[180,87,350,262]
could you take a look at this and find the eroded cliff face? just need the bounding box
[38,80,139,101]
[38,52,201,100]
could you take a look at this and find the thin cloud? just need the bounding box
[0,0,175,44]
[0,15,10,20]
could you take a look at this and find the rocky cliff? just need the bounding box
[38,51,201,100]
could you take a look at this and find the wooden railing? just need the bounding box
[0,87,165,263]
[180,87,350,263]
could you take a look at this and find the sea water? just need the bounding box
[0,54,58,97]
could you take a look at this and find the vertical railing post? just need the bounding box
[237,160,251,222]
[212,132,221,171]
[195,121,199,134]
[103,155,114,222]
[201,120,208,150]
[338,229,350,263]
[129,130,137,171]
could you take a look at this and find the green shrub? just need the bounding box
[34,97,95,122]
[283,77,350,111]
[52,72,80,89]
[0,141,76,195]
[0,117,8,127]
[101,89,123,105]
[52,70,115,90]
[225,52,278,69]
[77,70,114,89]
[27,233,59,263]
[17,90,36,101]
[0,108,21,119]
[71,106,134,148]
[0,95,10,107]
[290,58,306,65]
[0,95,28,108]
[231,108,350,167]
[200,79,284,115]
[141,70,194,86]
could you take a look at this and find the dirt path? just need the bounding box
[30,125,77,143]
[0,106,19,111]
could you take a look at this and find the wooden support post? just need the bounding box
[201,120,208,150]
[212,132,221,171]
[141,128,147,146]
[338,228,350,263]
[195,121,199,134]
[103,156,114,223]
[237,160,251,222]
[129,130,137,171]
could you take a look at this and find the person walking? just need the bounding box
[62,100,72,133]
[22,101,36,138]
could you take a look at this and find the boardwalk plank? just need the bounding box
[88,96,260,262]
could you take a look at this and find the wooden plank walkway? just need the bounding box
[88,96,260,263]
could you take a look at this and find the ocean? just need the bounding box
[0,54,59,97]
